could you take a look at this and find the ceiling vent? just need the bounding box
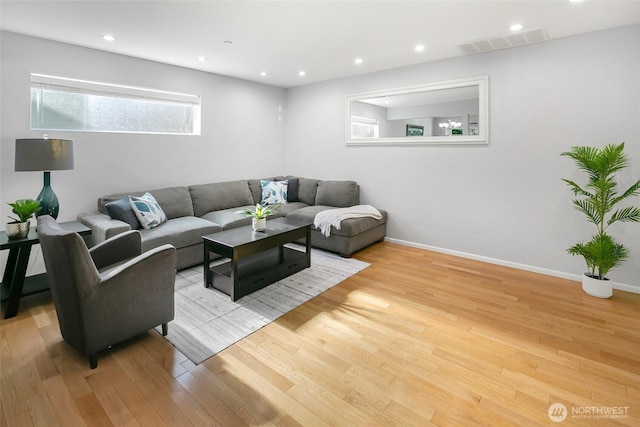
[459,27,549,55]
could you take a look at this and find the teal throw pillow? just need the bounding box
[129,192,168,229]
[261,180,288,205]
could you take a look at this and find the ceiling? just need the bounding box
[1,1,639,88]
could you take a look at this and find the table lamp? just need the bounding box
[15,137,74,219]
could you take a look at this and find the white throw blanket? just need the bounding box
[313,205,382,237]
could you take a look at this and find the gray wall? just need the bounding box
[283,24,640,288]
[2,26,639,289]
[1,31,286,274]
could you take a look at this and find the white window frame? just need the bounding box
[350,115,379,139]
[30,73,201,135]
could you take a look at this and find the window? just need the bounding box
[30,74,201,135]
[350,116,379,139]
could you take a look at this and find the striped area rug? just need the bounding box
[157,246,369,364]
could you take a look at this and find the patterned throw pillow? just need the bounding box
[129,192,168,229]
[277,178,298,202]
[261,180,288,205]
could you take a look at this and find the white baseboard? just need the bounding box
[612,281,640,294]
[384,237,640,295]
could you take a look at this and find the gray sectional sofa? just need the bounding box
[78,176,387,269]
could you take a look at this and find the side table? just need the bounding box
[1,221,91,319]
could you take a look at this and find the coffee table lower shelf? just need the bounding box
[207,246,309,300]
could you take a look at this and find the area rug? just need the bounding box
[156,246,369,364]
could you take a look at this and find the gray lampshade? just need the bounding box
[15,138,74,171]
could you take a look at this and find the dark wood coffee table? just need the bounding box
[202,218,311,301]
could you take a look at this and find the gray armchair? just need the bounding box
[37,215,176,369]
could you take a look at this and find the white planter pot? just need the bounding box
[582,273,613,298]
[252,217,266,231]
[6,221,30,240]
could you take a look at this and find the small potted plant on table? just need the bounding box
[561,142,640,298]
[236,204,280,231]
[6,199,41,239]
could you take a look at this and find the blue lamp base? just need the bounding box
[36,171,60,219]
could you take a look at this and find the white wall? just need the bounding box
[1,31,286,274]
[283,25,640,289]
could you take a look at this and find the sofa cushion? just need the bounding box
[130,192,168,229]
[284,176,319,206]
[150,187,196,219]
[287,205,388,237]
[276,201,309,216]
[98,187,194,219]
[261,180,288,204]
[248,179,263,205]
[105,196,141,230]
[315,180,358,207]
[285,205,326,227]
[139,216,221,251]
[189,180,254,217]
[202,209,250,230]
[200,207,261,230]
[201,205,285,230]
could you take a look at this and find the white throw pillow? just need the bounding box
[129,192,168,229]
[261,180,288,205]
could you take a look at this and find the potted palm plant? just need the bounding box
[6,199,41,239]
[561,142,640,298]
[235,204,280,231]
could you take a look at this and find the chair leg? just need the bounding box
[161,323,168,336]
[89,354,98,369]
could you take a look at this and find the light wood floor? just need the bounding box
[1,242,639,426]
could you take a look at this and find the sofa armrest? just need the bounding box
[78,212,131,247]
[98,244,176,285]
[89,230,142,270]
[82,244,177,351]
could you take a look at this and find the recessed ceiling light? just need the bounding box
[102,35,116,42]
[197,56,208,62]
[569,0,583,3]
[354,58,363,65]
[414,44,425,52]
[260,71,267,76]
[510,24,524,31]
[299,71,306,76]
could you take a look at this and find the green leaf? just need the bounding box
[608,206,640,225]
[572,199,600,225]
[568,234,628,279]
[234,203,280,219]
[610,179,640,207]
[7,199,41,222]
[561,142,639,278]
[561,179,592,197]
